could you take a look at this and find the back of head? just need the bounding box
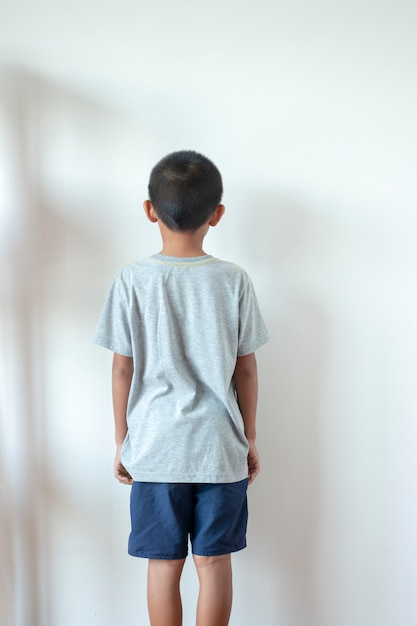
[148,150,223,231]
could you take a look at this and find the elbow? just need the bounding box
[234,353,258,378]
[112,354,134,378]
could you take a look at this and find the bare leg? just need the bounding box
[193,554,233,626]
[147,558,186,626]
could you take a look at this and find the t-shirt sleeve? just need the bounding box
[237,274,270,356]
[93,273,133,357]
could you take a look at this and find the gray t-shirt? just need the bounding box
[94,254,269,483]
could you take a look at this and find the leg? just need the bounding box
[193,554,233,626]
[147,558,186,626]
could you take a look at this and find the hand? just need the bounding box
[114,445,133,485]
[247,439,260,485]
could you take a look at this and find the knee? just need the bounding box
[148,558,186,576]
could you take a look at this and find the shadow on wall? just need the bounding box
[0,66,150,626]
[237,194,330,626]
[0,479,14,626]
[34,183,149,626]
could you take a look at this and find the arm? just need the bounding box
[233,352,260,485]
[112,353,134,484]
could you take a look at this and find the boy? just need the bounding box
[94,150,269,626]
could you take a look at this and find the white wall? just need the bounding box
[1,1,416,625]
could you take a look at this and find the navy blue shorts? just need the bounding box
[128,479,248,560]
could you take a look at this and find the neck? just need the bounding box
[158,223,208,257]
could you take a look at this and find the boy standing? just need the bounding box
[94,150,269,626]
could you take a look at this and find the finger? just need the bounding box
[120,477,133,485]
[115,466,133,484]
[115,463,132,478]
[114,472,133,485]
[248,465,260,485]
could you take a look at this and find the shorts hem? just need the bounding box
[128,550,188,560]
[192,542,247,557]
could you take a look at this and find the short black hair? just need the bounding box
[148,150,223,231]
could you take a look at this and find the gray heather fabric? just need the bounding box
[94,254,269,483]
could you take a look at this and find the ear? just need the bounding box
[143,200,158,223]
[208,204,225,227]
